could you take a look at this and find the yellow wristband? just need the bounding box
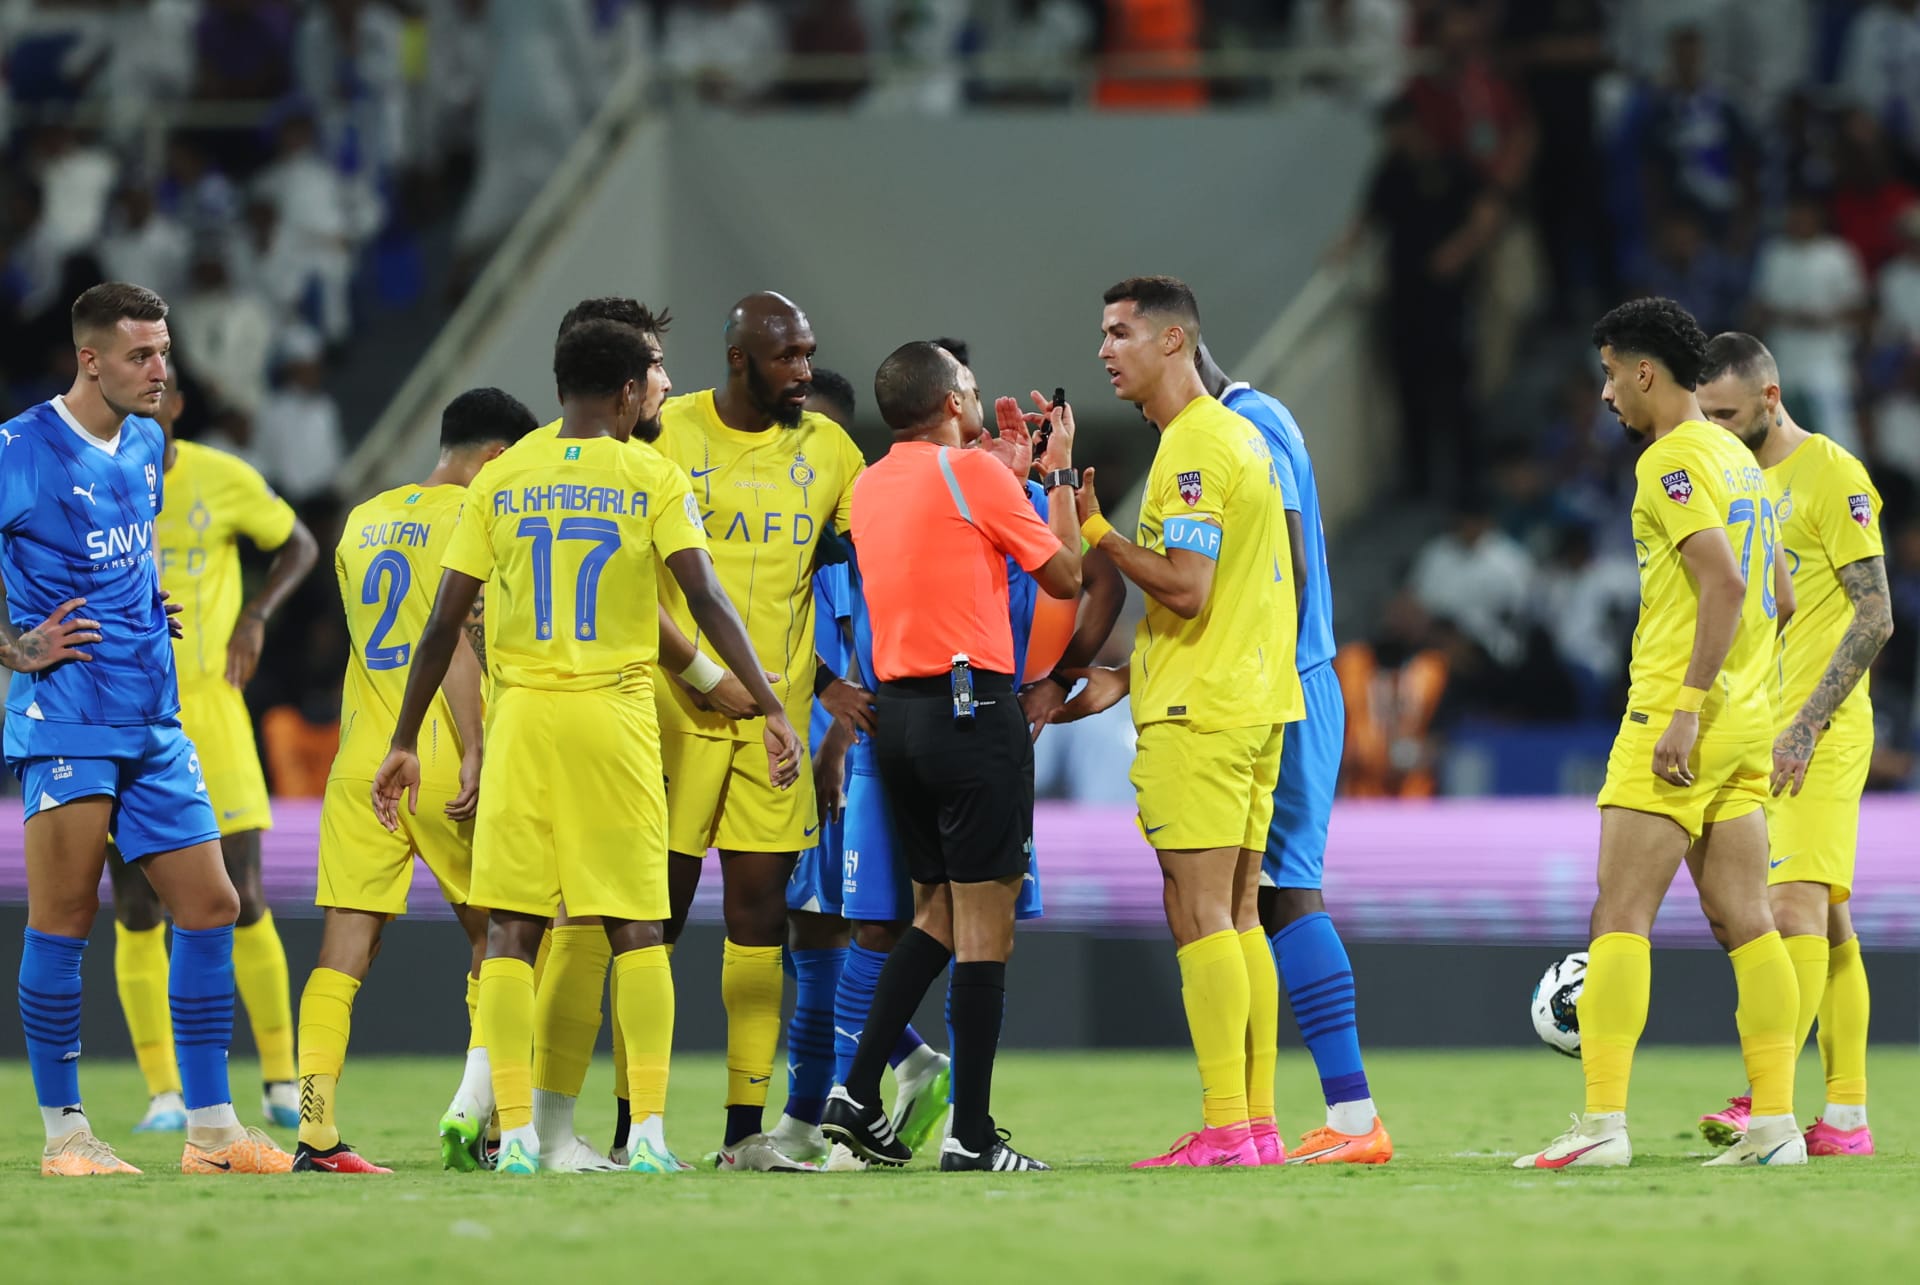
[1081,513,1115,547]
[1676,685,1709,714]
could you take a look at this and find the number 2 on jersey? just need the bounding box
[517,516,622,641]
[1726,496,1778,619]
[361,550,414,670]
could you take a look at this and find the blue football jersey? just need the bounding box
[1221,384,1335,673]
[0,400,178,754]
[1004,480,1047,682]
[809,562,852,758]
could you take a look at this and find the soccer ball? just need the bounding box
[1530,951,1587,1058]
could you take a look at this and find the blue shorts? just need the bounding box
[786,810,845,915]
[1262,662,1343,890]
[841,768,1044,923]
[11,720,221,861]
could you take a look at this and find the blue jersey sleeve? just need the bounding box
[0,429,38,534]
[1272,439,1301,514]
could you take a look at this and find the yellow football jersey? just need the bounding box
[333,483,467,785]
[441,432,708,693]
[157,440,297,683]
[1766,434,1883,745]
[1131,395,1303,732]
[1626,420,1777,742]
[650,390,864,738]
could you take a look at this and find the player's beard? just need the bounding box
[634,411,663,443]
[747,356,805,428]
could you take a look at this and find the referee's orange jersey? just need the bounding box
[851,442,1064,681]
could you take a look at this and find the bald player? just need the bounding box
[650,292,866,1171]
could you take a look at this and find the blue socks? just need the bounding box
[1272,912,1371,1106]
[833,941,930,1090]
[20,928,85,1110]
[833,943,885,1086]
[784,947,844,1126]
[169,925,236,1111]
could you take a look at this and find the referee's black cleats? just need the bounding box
[940,1123,1051,1173]
[821,1086,911,1167]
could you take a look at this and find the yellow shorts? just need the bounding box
[470,686,669,921]
[1766,737,1870,902]
[1596,718,1769,841]
[317,775,472,915]
[177,678,271,835]
[1130,722,1285,852]
[663,729,815,857]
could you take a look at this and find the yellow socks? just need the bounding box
[614,947,674,1122]
[114,921,179,1097]
[296,967,359,1151]
[532,926,608,1097]
[721,941,784,1108]
[532,928,553,990]
[465,971,483,1050]
[480,957,537,1131]
[234,911,295,1083]
[1579,932,1650,1115]
[1730,930,1799,1118]
[1819,935,1869,1106]
[1784,934,1830,1054]
[1239,928,1278,1124]
[1177,929,1251,1129]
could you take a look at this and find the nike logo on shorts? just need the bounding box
[803,824,819,838]
[1769,856,1791,869]
[1143,823,1168,836]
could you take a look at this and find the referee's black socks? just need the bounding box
[845,927,951,1108]
[949,960,1007,1154]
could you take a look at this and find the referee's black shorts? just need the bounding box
[874,671,1034,887]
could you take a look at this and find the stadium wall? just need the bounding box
[3,798,1915,1056]
[363,103,1375,492]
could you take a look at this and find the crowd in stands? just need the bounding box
[1330,0,1920,795]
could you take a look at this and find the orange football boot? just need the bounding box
[182,1127,295,1174]
[42,1130,141,1176]
[1288,1118,1393,1165]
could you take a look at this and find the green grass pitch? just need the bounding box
[2,1048,1915,1283]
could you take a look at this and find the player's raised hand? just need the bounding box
[820,676,877,735]
[985,397,1034,478]
[1,598,101,671]
[1770,718,1817,797]
[446,746,483,821]
[1074,468,1102,527]
[372,747,422,831]
[1651,711,1698,787]
[159,590,185,639]
[1031,389,1075,474]
[1019,678,1068,742]
[225,613,266,688]
[763,711,803,790]
[1051,665,1128,724]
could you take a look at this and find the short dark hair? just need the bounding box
[72,282,168,344]
[873,341,960,434]
[556,297,672,342]
[554,318,651,400]
[809,367,857,422]
[441,387,539,450]
[931,337,971,369]
[1698,332,1780,388]
[1591,296,1709,390]
[1102,275,1201,337]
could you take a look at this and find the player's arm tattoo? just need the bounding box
[463,588,487,672]
[0,616,48,671]
[1785,555,1893,750]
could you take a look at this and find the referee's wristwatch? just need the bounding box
[1041,468,1080,491]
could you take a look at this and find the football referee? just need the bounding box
[821,341,1082,1172]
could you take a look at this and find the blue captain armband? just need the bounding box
[1162,516,1221,559]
